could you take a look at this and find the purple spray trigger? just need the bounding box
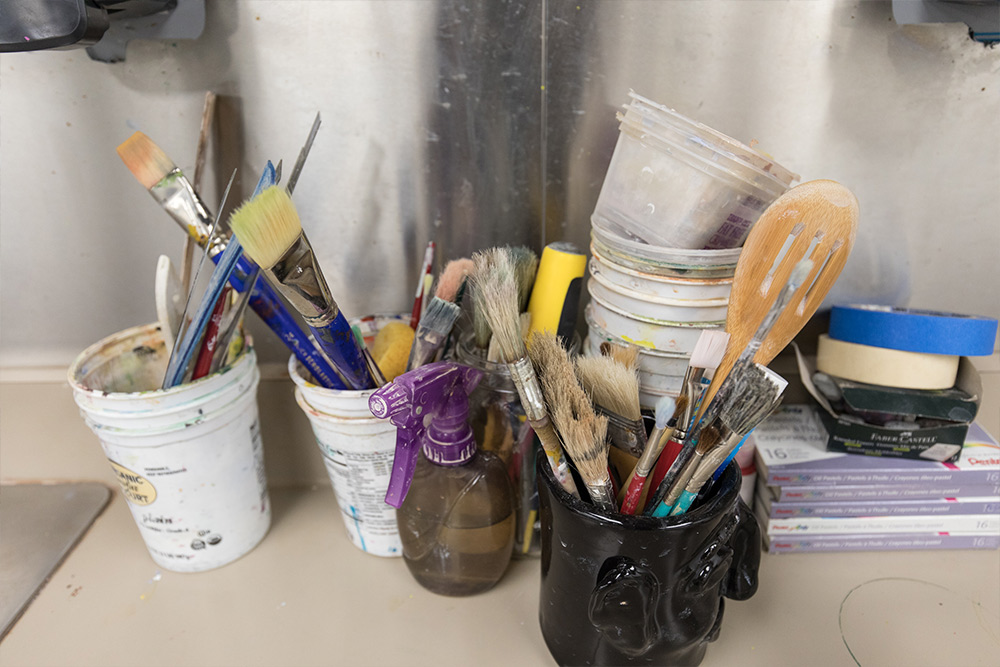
[369,362,483,508]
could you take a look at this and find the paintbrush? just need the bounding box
[164,163,278,387]
[646,258,813,516]
[529,331,614,511]
[228,185,381,390]
[575,354,646,458]
[470,248,579,498]
[116,131,347,390]
[405,259,473,372]
[644,329,729,503]
[510,245,539,312]
[410,241,435,329]
[651,361,785,517]
[163,170,237,387]
[618,395,676,514]
[286,111,321,195]
[599,341,639,371]
[669,364,787,516]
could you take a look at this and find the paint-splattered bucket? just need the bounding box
[68,323,270,573]
[289,314,404,557]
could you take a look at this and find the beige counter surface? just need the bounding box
[1,483,998,667]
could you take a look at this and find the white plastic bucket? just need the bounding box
[289,314,404,557]
[588,246,732,302]
[587,298,721,356]
[68,323,270,573]
[587,277,728,324]
[591,223,739,279]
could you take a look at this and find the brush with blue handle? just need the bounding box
[228,185,382,390]
[116,131,347,390]
[163,162,278,388]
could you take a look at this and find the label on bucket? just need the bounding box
[319,444,401,557]
[109,461,157,505]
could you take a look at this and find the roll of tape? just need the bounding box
[829,305,998,356]
[816,334,960,390]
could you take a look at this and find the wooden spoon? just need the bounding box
[700,179,859,413]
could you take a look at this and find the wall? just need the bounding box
[2,0,997,370]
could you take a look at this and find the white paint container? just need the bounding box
[593,91,795,250]
[68,323,270,573]
[588,245,732,301]
[289,314,404,558]
[587,298,722,355]
[591,223,740,279]
[588,277,728,324]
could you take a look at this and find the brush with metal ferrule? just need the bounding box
[116,131,347,390]
[618,395,676,514]
[644,329,729,506]
[574,354,647,458]
[670,364,787,516]
[229,185,380,390]
[405,258,472,372]
[529,331,613,512]
[471,248,579,498]
[652,361,784,517]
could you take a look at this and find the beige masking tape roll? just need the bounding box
[816,334,959,390]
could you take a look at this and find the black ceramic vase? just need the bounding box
[537,456,761,666]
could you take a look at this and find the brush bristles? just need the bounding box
[718,363,787,436]
[435,258,474,303]
[695,425,722,456]
[529,332,610,484]
[510,246,539,311]
[599,341,640,371]
[689,329,730,371]
[116,131,176,190]
[670,393,689,426]
[419,297,461,335]
[529,332,592,425]
[654,395,677,429]
[471,248,522,359]
[574,355,641,421]
[560,413,610,485]
[229,186,303,270]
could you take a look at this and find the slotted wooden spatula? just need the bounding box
[700,180,859,413]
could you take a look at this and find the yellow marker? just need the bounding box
[526,242,587,339]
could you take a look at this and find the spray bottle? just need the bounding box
[369,361,515,596]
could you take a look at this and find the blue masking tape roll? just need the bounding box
[828,305,998,356]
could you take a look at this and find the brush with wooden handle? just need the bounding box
[471,248,580,498]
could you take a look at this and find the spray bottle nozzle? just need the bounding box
[369,361,482,508]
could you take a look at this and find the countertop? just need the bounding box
[1,484,998,667]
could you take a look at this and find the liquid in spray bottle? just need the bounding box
[370,361,515,596]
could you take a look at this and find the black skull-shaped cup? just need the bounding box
[538,456,760,666]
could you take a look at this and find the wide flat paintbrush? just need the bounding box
[116,132,346,390]
[229,185,381,390]
[406,258,473,372]
[575,354,646,458]
[471,248,579,498]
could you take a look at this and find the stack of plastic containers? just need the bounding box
[585,91,798,409]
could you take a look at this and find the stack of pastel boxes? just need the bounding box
[752,406,999,553]
[583,91,797,410]
[751,305,1000,553]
